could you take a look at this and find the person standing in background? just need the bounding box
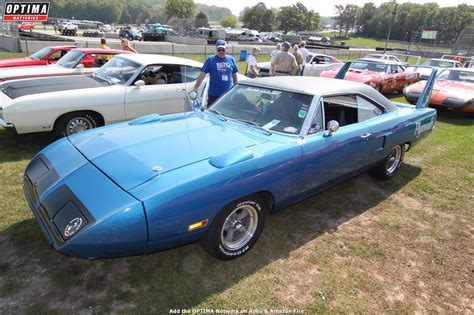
[299,41,310,63]
[270,43,282,75]
[271,42,298,76]
[120,38,137,53]
[246,47,260,78]
[192,39,239,107]
[293,44,304,75]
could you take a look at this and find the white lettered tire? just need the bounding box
[201,195,266,260]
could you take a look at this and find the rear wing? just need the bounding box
[334,62,351,79]
[415,68,437,109]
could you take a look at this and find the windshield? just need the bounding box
[350,62,388,73]
[30,47,53,60]
[209,84,314,135]
[93,57,141,85]
[423,60,454,68]
[437,70,474,83]
[56,50,84,68]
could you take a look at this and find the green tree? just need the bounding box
[277,3,317,33]
[220,15,238,28]
[241,2,275,32]
[195,11,209,28]
[165,0,195,20]
[334,4,359,38]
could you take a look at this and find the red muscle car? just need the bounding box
[320,59,419,94]
[0,45,76,68]
[404,68,474,113]
[0,48,133,82]
[18,22,35,32]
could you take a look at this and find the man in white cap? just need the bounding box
[271,41,298,76]
[192,39,239,106]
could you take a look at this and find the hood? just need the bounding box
[320,69,381,83]
[0,64,77,81]
[0,57,37,68]
[69,114,268,191]
[1,75,108,99]
[409,80,474,93]
[257,62,271,69]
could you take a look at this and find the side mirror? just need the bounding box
[324,120,339,137]
[134,80,145,87]
[75,64,84,70]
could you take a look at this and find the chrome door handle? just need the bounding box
[176,88,186,92]
[360,133,371,140]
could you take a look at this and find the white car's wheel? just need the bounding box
[201,194,266,260]
[54,111,101,138]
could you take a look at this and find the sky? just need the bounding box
[196,0,471,17]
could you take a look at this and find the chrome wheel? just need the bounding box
[386,146,402,174]
[66,117,93,135]
[221,204,258,251]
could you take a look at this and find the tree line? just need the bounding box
[335,2,473,43]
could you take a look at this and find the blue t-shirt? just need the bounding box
[201,55,239,97]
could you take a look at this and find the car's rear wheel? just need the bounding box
[54,111,102,138]
[201,195,266,260]
[370,144,405,180]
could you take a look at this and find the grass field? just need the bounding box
[0,54,472,313]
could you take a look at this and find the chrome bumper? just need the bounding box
[0,118,15,131]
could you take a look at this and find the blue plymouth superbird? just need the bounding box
[23,70,437,260]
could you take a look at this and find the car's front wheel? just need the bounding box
[201,195,267,260]
[54,111,102,138]
[370,144,405,180]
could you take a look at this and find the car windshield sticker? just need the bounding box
[284,126,298,133]
[246,87,282,96]
[298,109,307,118]
[262,119,280,129]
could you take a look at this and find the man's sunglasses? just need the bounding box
[217,48,226,52]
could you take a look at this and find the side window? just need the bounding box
[356,96,383,122]
[323,56,331,64]
[308,98,324,134]
[390,65,398,73]
[397,65,405,73]
[180,66,201,83]
[322,94,383,128]
[49,51,63,61]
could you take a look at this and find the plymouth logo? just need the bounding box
[64,218,83,238]
[414,118,435,138]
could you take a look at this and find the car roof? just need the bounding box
[428,58,458,62]
[70,48,133,54]
[48,45,77,49]
[358,58,401,65]
[118,53,203,67]
[441,67,474,73]
[239,76,396,111]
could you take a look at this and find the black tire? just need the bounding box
[370,144,405,180]
[201,194,267,260]
[54,111,101,138]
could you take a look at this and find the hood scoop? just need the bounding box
[129,114,162,125]
[209,147,254,168]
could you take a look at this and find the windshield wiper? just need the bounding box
[207,108,227,121]
[233,118,272,135]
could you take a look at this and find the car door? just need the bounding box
[124,64,201,119]
[300,94,386,195]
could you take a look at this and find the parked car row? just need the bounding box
[0,49,465,261]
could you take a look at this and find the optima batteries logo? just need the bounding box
[2,2,50,21]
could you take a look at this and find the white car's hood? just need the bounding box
[1,75,110,100]
[0,65,95,80]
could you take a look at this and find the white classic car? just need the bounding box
[0,54,209,137]
[257,53,343,77]
[0,48,130,83]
